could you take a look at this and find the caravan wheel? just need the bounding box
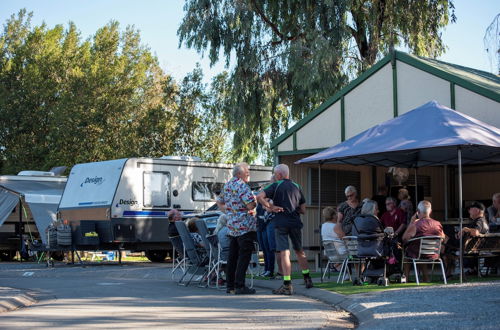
[145,250,168,263]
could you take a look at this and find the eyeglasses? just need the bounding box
[346,193,355,198]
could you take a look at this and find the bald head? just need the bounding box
[168,209,182,222]
[274,164,289,180]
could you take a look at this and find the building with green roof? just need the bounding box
[270,50,499,254]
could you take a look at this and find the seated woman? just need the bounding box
[214,214,230,261]
[186,217,205,248]
[352,200,383,235]
[398,188,414,225]
[352,200,385,257]
[321,206,347,271]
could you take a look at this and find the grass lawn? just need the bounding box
[250,270,323,280]
[250,269,500,295]
[316,275,500,295]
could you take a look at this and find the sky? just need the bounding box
[0,0,498,84]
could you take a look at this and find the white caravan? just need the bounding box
[58,157,272,262]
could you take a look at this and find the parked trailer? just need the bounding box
[58,157,272,262]
[0,172,67,261]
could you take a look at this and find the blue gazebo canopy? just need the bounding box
[297,101,500,167]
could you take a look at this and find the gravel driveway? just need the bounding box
[352,281,500,329]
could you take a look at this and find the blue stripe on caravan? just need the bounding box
[123,211,168,217]
[78,202,94,205]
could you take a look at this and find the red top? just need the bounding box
[380,208,406,229]
[406,218,444,259]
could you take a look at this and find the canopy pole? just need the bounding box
[444,165,448,220]
[458,148,463,284]
[414,168,418,207]
[318,162,323,282]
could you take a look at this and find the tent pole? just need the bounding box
[458,148,463,284]
[318,162,323,282]
[414,168,418,206]
[444,165,448,220]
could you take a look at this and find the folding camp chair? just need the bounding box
[215,240,228,289]
[170,236,186,280]
[246,241,260,288]
[175,221,208,286]
[195,219,220,287]
[402,235,447,285]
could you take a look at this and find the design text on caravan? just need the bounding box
[80,176,104,187]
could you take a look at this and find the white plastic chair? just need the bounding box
[403,236,447,285]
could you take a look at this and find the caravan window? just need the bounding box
[143,172,171,208]
[192,182,224,201]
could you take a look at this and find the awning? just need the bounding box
[296,101,500,167]
[0,189,19,227]
[0,178,66,244]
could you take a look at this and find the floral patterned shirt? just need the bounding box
[217,176,256,237]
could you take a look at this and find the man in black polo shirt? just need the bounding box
[257,164,312,295]
[457,201,489,275]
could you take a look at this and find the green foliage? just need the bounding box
[178,0,456,160]
[0,9,230,174]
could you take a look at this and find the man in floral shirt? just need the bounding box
[217,162,257,294]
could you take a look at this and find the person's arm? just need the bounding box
[402,222,416,243]
[256,189,283,213]
[460,227,480,237]
[216,190,226,212]
[216,200,226,212]
[298,190,306,214]
[246,201,257,210]
[334,223,345,238]
[395,222,406,237]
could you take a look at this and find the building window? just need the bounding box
[309,168,361,206]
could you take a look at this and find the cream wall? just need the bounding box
[296,101,342,150]
[455,86,500,128]
[277,135,294,152]
[397,61,451,114]
[344,64,394,139]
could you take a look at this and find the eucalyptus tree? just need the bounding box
[178,0,455,161]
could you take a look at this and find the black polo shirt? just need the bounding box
[467,216,489,234]
[263,179,305,228]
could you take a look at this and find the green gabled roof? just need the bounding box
[397,52,500,100]
[271,50,500,149]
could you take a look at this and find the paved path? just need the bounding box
[255,276,500,330]
[3,262,499,329]
[350,281,500,329]
[0,262,353,329]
